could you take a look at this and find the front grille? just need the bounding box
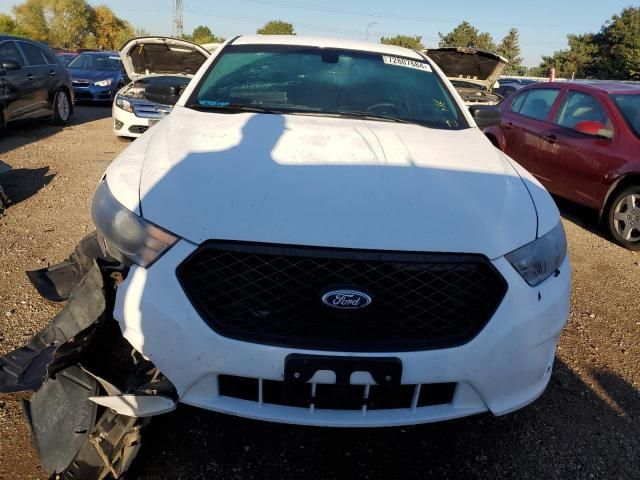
[177,242,507,351]
[218,375,456,411]
[72,80,90,88]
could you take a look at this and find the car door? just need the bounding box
[15,41,51,116]
[534,90,615,208]
[500,87,562,179]
[0,40,34,120]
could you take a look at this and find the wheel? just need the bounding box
[607,186,640,250]
[51,89,72,125]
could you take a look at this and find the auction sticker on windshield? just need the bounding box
[382,56,432,72]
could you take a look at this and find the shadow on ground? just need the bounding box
[128,359,639,480]
[0,105,111,156]
[0,166,54,206]
[555,195,611,243]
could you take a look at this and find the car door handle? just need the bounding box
[49,71,56,77]
[26,74,34,80]
[542,133,557,143]
[504,122,514,130]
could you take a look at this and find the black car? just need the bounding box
[0,35,74,133]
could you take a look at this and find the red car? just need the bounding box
[485,81,640,249]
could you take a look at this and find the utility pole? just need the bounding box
[366,22,378,42]
[173,0,184,38]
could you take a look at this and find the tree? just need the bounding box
[439,21,496,51]
[185,25,224,44]
[48,0,93,49]
[257,20,295,35]
[91,4,134,50]
[12,0,48,42]
[0,14,19,35]
[535,6,640,80]
[598,7,640,80]
[380,35,424,50]
[496,28,523,74]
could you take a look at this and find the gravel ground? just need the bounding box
[0,107,638,479]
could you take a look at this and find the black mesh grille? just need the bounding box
[177,242,507,351]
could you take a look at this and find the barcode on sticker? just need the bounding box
[382,56,432,72]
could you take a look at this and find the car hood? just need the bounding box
[68,68,116,81]
[110,107,540,258]
[425,48,508,90]
[119,37,210,81]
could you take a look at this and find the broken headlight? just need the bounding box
[92,180,179,267]
[506,222,567,287]
[115,95,133,113]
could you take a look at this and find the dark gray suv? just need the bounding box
[0,35,74,133]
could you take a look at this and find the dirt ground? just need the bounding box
[0,106,638,480]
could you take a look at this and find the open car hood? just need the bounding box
[119,37,210,80]
[425,47,508,90]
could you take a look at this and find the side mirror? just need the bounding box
[574,120,613,139]
[469,105,502,129]
[1,60,21,71]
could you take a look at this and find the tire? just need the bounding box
[51,89,72,125]
[607,186,640,250]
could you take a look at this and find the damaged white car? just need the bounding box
[113,37,210,138]
[1,36,570,478]
[425,47,508,105]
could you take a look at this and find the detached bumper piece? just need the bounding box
[0,232,176,479]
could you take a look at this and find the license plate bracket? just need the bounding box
[284,354,402,386]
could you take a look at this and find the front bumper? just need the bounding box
[114,240,571,427]
[72,85,114,102]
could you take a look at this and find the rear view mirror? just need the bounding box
[469,105,502,129]
[574,120,613,139]
[1,60,21,72]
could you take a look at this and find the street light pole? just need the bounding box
[366,22,378,42]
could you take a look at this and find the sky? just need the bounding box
[0,0,635,66]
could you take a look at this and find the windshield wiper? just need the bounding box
[187,103,283,115]
[327,111,417,125]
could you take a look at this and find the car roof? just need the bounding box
[530,80,640,95]
[233,35,425,60]
[75,51,119,56]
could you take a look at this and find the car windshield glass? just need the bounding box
[610,94,640,137]
[67,54,120,71]
[188,45,467,129]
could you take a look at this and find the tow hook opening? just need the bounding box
[0,232,177,479]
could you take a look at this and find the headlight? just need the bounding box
[94,78,113,87]
[115,95,133,113]
[506,222,567,286]
[92,180,179,267]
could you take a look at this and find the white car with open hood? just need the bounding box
[112,37,210,138]
[425,47,508,105]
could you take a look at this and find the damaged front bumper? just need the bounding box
[0,233,177,479]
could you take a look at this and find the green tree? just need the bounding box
[496,28,523,74]
[598,7,640,80]
[0,14,19,35]
[12,0,48,42]
[187,25,224,44]
[380,35,424,49]
[257,20,295,35]
[90,4,134,50]
[439,21,496,51]
[48,0,93,49]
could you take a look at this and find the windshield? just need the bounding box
[188,45,466,129]
[611,94,640,137]
[68,53,121,71]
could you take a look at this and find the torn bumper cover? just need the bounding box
[0,232,177,479]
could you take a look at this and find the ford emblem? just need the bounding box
[321,290,372,310]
